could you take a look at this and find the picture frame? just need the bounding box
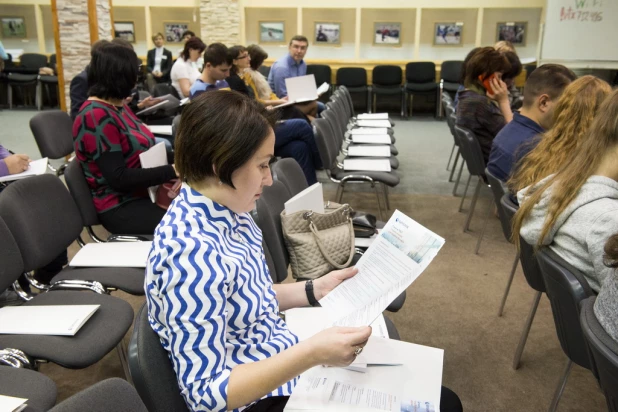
[113,21,136,43]
[433,22,463,46]
[1,16,26,39]
[314,22,341,45]
[258,21,285,44]
[373,22,402,46]
[496,22,527,47]
[164,22,190,43]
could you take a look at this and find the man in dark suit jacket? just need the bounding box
[147,32,173,84]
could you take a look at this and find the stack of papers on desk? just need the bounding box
[347,145,391,158]
[0,395,28,412]
[343,158,391,172]
[357,113,389,120]
[351,135,391,145]
[0,158,48,183]
[69,241,153,267]
[356,119,392,128]
[349,127,389,135]
[0,305,99,336]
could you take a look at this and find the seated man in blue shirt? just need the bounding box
[268,35,325,113]
[487,64,576,182]
[190,43,232,99]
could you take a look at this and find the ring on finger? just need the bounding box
[354,346,363,356]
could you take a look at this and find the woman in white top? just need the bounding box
[170,37,206,98]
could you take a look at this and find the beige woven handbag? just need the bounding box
[281,204,355,280]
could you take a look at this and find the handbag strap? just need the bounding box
[309,221,355,269]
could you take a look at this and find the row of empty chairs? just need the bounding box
[440,93,618,411]
[259,61,463,116]
[2,52,58,110]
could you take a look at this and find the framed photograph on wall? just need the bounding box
[433,22,463,46]
[259,21,285,44]
[164,22,190,43]
[1,16,26,39]
[314,22,341,45]
[113,21,136,43]
[373,22,402,46]
[496,22,527,46]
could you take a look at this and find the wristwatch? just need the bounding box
[305,280,320,307]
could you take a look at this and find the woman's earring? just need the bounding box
[218,180,223,186]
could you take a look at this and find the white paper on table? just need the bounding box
[347,145,391,158]
[69,241,153,268]
[351,135,391,145]
[343,158,391,172]
[274,75,320,108]
[0,305,99,336]
[356,120,392,128]
[348,127,388,135]
[319,210,445,328]
[284,183,324,215]
[285,339,444,412]
[0,158,48,183]
[146,125,173,136]
[139,142,168,202]
[357,113,389,120]
[0,395,28,412]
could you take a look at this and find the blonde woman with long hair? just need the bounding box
[509,75,613,194]
[513,89,618,292]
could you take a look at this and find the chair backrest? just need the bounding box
[65,159,100,227]
[262,240,278,283]
[312,117,338,171]
[337,85,356,117]
[153,83,175,98]
[580,296,618,410]
[440,60,463,83]
[19,53,48,69]
[128,304,190,412]
[0,174,83,272]
[253,180,291,283]
[454,125,485,177]
[372,65,402,87]
[49,54,57,67]
[320,109,346,157]
[0,216,25,293]
[536,247,595,369]
[442,91,453,103]
[271,158,309,197]
[336,67,367,88]
[500,194,546,292]
[485,168,510,241]
[29,110,74,160]
[258,65,270,78]
[405,62,436,84]
[49,378,149,412]
[307,64,332,85]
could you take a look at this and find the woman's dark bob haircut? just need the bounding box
[175,91,278,188]
[180,37,206,61]
[463,46,511,91]
[87,42,139,100]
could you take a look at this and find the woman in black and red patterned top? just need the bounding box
[73,42,177,235]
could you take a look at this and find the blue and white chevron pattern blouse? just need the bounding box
[145,183,299,412]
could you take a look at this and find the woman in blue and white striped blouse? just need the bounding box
[145,91,372,412]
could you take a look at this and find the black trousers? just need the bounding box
[246,386,462,412]
[98,198,166,235]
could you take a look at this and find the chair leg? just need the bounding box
[548,359,572,412]
[408,93,414,118]
[463,177,482,232]
[512,290,542,369]
[373,183,384,220]
[498,252,520,317]
[446,143,456,171]
[458,174,472,212]
[400,91,405,118]
[336,183,344,203]
[475,196,494,254]
[453,158,465,196]
[36,81,42,111]
[435,88,441,118]
[116,342,133,384]
[372,94,377,114]
[448,149,460,182]
[8,84,12,110]
[367,89,372,114]
[383,184,390,210]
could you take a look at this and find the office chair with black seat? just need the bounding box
[404,62,439,117]
[371,65,404,116]
[536,247,596,412]
[7,53,47,109]
[307,64,332,102]
[438,60,463,116]
[29,110,74,176]
[336,67,370,113]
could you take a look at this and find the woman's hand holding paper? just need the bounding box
[315,267,358,300]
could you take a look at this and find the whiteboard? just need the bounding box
[541,0,618,67]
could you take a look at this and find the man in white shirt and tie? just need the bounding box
[146,33,173,91]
